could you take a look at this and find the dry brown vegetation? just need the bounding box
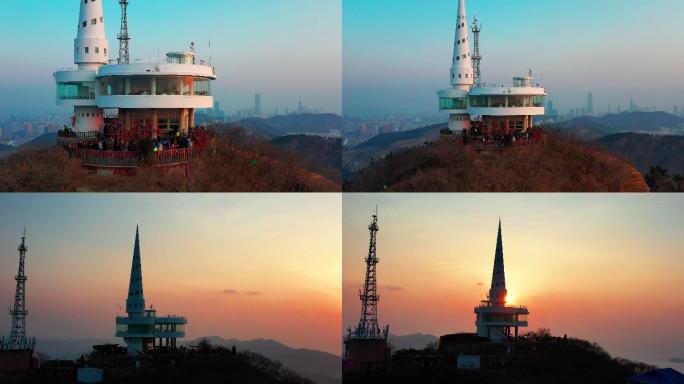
[344,132,650,192]
[0,128,340,192]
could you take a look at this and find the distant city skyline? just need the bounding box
[0,0,341,120]
[343,194,684,367]
[0,194,341,355]
[343,0,684,117]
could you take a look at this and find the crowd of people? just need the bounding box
[462,126,544,146]
[75,135,193,153]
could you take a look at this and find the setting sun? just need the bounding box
[505,291,515,305]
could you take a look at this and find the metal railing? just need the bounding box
[69,146,192,167]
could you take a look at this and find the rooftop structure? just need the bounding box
[437,0,546,142]
[115,227,186,353]
[474,220,529,342]
[55,0,216,170]
[344,210,389,370]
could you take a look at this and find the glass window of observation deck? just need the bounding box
[57,82,95,100]
[532,95,545,107]
[130,77,152,95]
[156,76,182,95]
[508,96,535,108]
[469,96,488,107]
[193,79,210,96]
[100,77,124,95]
[490,96,506,108]
[439,97,467,110]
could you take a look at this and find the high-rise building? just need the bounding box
[587,92,594,115]
[115,227,187,353]
[547,100,556,117]
[437,0,546,135]
[474,220,529,341]
[254,93,262,116]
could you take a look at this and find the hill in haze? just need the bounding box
[388,334,439,351]
[344,132,649,192]
[343,123,446,172]
[186,337,341,384]
[556,111,684,140]
[238,113,343,138]
[595,132,684,175]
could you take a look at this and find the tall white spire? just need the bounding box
[488,219,507,305]
[450,0,474,90]
[74,0,109,69]
[126,226,145,317]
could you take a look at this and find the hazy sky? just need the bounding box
[343,0,684,117]
[0,194,341,355]
[0,0,341,120]
[343,194,684,367]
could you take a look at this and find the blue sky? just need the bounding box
[0,0,341,120]
[343,0,684,117]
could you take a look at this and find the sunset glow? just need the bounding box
[343,194,684,367]
[0,194,342,355]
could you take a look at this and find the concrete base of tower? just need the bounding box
[0,350,37,375]
[448,113,471,132]
[73,106,104,133]
[344,338,389,371]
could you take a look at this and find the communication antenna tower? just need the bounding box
[117,0,131,64]
[350,211,388,340]
[472,17,483,87]
[1,229,35,351]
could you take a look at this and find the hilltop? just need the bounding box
[343,123,445,172]
[556,111,684,140]
[25,339,318,384]
[186,337,341,384]
[271,134,341,184]
[30,336,340,384]
[236,113,343,138]
[344,131,649,192]
[0,128,340,192]
[345,329,657,384]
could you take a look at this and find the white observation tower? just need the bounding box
[438,0,546,138]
